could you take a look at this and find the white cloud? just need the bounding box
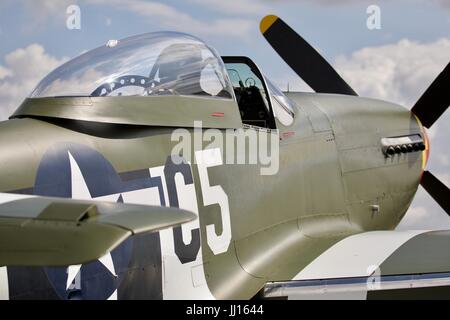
[334,38,450,230]
[434,0,450,8]
[0,44,67,119]
[335,38,450,106]
[20,0,75,26]
[0,0,76,33]
[14,0,257,39]
[189,0,270,15]
[263,0,450,8]
[24,0,74,16]
[437,154,450,166]
[396,206,429,230]
[0,66,11,80]
[85,0,254,39]
[398,199,450,231]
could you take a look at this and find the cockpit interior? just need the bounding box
[223,56,275,129]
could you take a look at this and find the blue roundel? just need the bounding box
[34,143,133,300]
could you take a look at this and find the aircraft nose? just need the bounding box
[324,98,426,230]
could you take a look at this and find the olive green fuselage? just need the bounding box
[0,93,423,299]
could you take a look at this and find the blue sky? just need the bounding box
[0,0,449,229]
[1,0,449,85]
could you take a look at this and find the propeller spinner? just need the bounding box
[412,62,450,216]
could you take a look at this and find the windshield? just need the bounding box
[265,78,295,126]
[30,32,234,99]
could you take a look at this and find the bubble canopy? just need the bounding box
[30,32,234,99]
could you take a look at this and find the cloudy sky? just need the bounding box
[0,0,448,229]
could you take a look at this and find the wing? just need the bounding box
[0,193,195,267]
[264,230,450,299]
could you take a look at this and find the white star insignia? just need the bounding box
[67,152,119,300]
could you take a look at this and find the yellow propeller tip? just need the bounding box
[260,15,279,34]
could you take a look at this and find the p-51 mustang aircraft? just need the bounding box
[0,15,448,300]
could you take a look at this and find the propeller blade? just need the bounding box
[421,171,450,215]
[260,15,357,96]
[411,62,450,128]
